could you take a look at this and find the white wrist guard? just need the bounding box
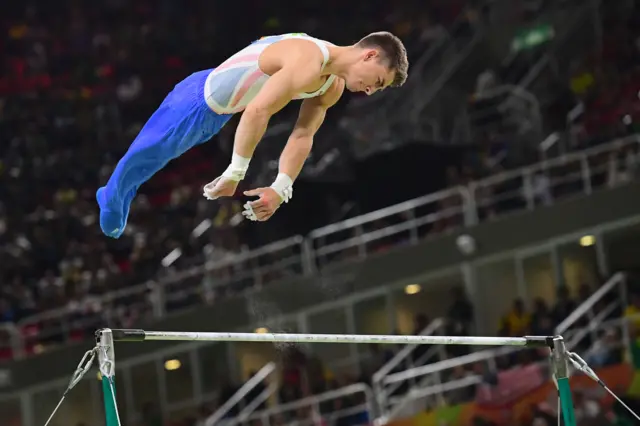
[270,173,293,203]
[221,153,251,181]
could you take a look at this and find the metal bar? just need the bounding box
[108,328,550,347]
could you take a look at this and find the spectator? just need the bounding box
[447,287,474,335]
[551,287,577,324]
[623,292,640,334]
[584,328,622,367]
[530,298,554,335]
[499,298,531,337]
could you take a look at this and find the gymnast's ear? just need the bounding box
[363,49,379,61]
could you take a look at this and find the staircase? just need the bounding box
[376,273,630,424]
[372,318,450,420]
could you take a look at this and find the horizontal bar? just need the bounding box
[106,329,553,347]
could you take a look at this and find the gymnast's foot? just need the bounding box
[97,187,125,238]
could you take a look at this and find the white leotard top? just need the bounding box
[203,33,337,114]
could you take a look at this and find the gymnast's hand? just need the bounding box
[203,176,239,200]
[242,187,283,221]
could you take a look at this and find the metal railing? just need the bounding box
[556,272,630,350]
[455,84,543,148]
[213,272,631,426]
[220,382,375,426]
[308,186,470,269]
[468,135,640,222]
[375,272,629,422]
[342,5,487,155]
[205,362,277,426]
[372,318,447,418]
[4,134,639,359]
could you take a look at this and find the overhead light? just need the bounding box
[255,327,269,334]
[164,359,181,371]
[405,284,421,295]
[579,235,595,247]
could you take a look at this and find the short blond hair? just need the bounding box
[356,31,409,87]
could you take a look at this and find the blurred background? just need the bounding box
[1,0,640,425]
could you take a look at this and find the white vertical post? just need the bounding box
[514,254,528,302]
[550,244,564,290]
[594,231,609,277]
[20,392,33,426]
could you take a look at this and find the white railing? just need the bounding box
[372,318,447,417]
[556,272,630,351]
[375,272,629,423]
[4,134,639,360]
[459,84,543,147]
[221,383,375,426]
[205,362,277,426]
[308,186,471,268]
[215,275,632,426]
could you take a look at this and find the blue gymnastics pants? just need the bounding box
[96,69,232,238]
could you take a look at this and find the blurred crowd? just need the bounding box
[0,0,639,362]
[466,0,640,175]
[2,1,640,425]
[0,0,481,351]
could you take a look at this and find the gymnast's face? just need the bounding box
[345,49,395,95]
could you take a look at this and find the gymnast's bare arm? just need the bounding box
[243,78,345,221]
[276,77,345,181]
[203,39,329,199]
[233,44,328,158]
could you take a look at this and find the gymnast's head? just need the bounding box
[344,31,409,96]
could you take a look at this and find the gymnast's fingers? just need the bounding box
[251,205,270,215]
[249,198,265,208]
[256,210,272,221]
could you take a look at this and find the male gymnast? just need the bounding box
[96,31,408,238]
